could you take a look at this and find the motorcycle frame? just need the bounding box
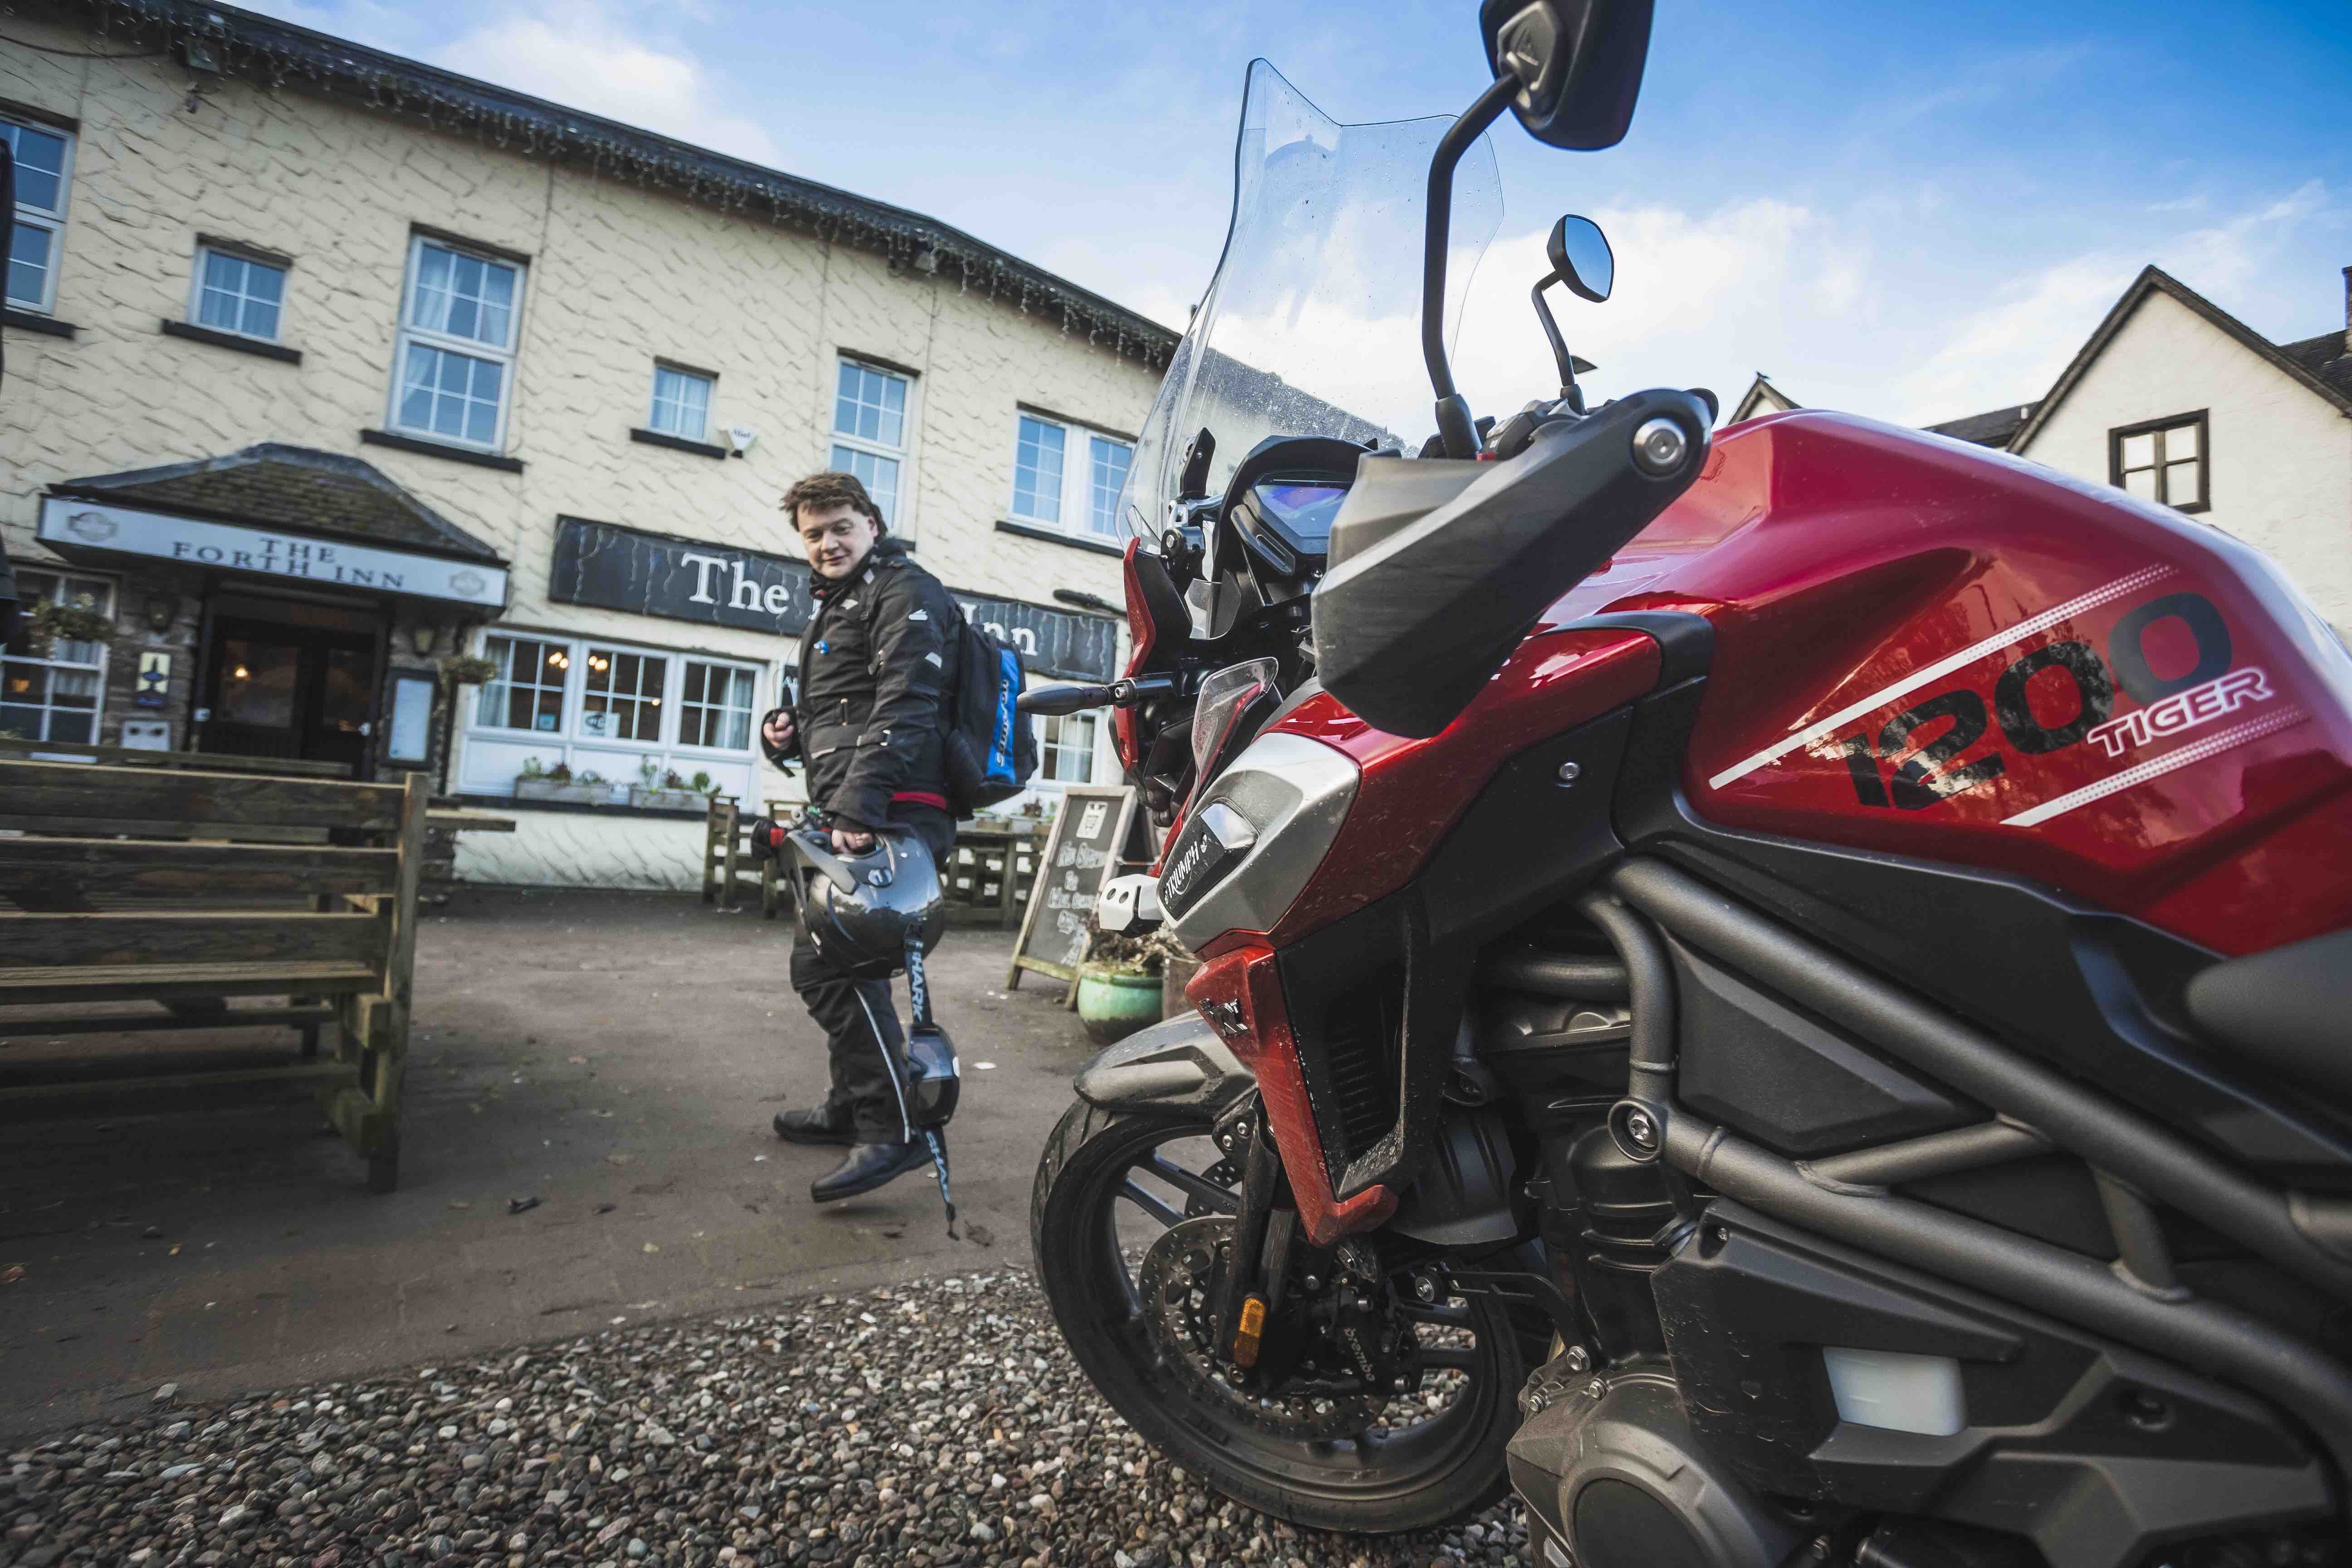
[1107,606,2352,1510]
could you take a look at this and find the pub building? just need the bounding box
[15,444,509,778]
[3,0,1168,889]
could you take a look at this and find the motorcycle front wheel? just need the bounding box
[1030,1098,1528,1534]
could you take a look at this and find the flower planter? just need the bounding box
[1077,965,1163,1045]
[515,779,610,805]
[627,785,710,812]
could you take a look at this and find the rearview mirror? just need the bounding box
[1548,215,1612,302]
[1480,0,1655,150]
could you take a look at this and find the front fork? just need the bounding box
[1211,1098,1289,1373]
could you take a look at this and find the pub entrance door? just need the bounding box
[196,593,383,776]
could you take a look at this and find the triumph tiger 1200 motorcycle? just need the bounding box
[1023,5,2352,1563]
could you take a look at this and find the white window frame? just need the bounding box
[188,242,289,343]
[829,355,914,533]
[578,644,668,745]
[1007,410,1134,543]
[676,657,758,753]
[473,634,572,735]
[387,233,525,453]
[1,568,114,743]
[648,361,715,443]
[1034,710,1100,788]
[462,628,764,795]
[4,115,76,315]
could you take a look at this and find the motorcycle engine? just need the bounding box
[1507,1358,1804,1568]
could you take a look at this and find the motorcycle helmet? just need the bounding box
[786,825,947,980]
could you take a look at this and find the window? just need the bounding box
[1,570,112,743]
[581,647,666,742]
[649,363,714,442]
[1013,415,1065,524]
[2110,412,2208,514]
[830,358,909,526]
[4,117,74,313]
[1038,711,1097,784]
[1008,412,1134,541]
[392,236,524,451]
[1088,436,1132,536]
[192,245,287,341]
[476,635,569,732]
[460,630,764,801]
[679,659,754,750]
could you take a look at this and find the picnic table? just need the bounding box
[702,794,784,917]
[422,803,514,904]
[947,817,1044,928]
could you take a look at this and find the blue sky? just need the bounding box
[254,0,2351,426]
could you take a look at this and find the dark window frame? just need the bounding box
[2108,409,2210,515]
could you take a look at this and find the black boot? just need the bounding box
[811,1140,933,1203]
[773,1104,855,1146]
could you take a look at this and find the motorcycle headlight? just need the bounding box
[1161,730,1359,949]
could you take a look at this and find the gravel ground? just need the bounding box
[1,1267,1529,1568]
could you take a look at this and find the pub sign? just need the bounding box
[547,517,1119,681]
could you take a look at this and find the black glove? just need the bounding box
[745,816,789,862]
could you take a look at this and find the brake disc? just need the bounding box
[1135,1215,1381,1441]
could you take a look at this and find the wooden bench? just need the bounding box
[0,735,353,778]
[701,794,782,918]
[0,758,427,1191]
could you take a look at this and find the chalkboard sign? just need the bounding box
[1006,785,1140,997]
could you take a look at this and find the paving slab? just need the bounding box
[0,887,1097,1441]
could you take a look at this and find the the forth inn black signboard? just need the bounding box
[548,517,1119,682]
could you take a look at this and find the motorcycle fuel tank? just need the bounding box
[1540,410,2352,958]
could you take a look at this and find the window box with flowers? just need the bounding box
[512,758,612,805]
[626,760,720,812]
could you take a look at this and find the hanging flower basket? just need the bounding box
[21,599,114,659]
[436,653,500,689]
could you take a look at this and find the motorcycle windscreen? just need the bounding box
[1112,59,1504,631]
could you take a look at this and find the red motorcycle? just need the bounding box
[1025,5,2352,1563]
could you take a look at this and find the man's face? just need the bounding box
[798,502,880,580]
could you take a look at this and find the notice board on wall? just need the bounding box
[1006,785,1140,996]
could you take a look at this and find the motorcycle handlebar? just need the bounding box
[1018,682,1116,715]
[1017,672,1186,715]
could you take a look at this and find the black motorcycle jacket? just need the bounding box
[761,537,960,830]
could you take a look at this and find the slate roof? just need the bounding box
[1926,402,2043,449]
[51,444,506,562]
[36,0,1180,368]
[2278,332,2352,402]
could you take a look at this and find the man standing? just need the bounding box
[760,471,960,1202]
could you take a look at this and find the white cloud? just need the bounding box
[432,4,781,167]
[1888,252,2135,425]
[1447,198,1819,420]
[1890,178,2334,424]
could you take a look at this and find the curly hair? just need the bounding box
[781,470,885,531]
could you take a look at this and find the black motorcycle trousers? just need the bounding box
[788,804,955,1143]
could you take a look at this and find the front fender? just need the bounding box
[1073,1011,1255,1117]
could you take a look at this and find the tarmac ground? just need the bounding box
[0,885,1095,1441]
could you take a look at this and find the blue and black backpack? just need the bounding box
[942,608,1038,817]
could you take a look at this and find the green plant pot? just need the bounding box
[1077,965,1162,1044]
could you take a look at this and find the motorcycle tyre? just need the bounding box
[1031,1098,1528,1536]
